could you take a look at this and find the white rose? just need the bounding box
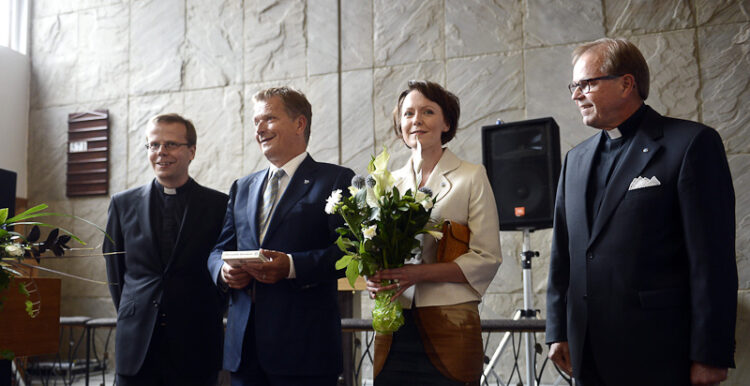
[325,189,343,214]
[421,199,433,210]
[362,224,377,240]
[414,190,427,202]
[4,244,24,257]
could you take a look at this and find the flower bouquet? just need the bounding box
[325,147,439,334]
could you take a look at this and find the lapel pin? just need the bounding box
[304,179,310,184]
[642,147,649,153]
[441,182,446,188]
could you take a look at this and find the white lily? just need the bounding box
[363,224,377,240]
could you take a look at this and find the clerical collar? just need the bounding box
[605,103,646,140]
[154,178,193,196]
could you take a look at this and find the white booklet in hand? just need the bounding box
[221,250,268,267]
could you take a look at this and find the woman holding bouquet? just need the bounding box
[367,80,502,385]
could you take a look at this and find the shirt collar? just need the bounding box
[268,151,308,180]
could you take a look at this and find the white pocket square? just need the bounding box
[629,176,661,190]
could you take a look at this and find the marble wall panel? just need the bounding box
[373,0,443,67]
[27,106,76,202]
[244,0,306,82]
[606,0,694,36]
[30,13,79,108]
[129,0,185,95]
[126,93,185,189]
[341,0,372,71]
[699,23,750,154]
[341,69,375,174]
[630,31,699,121]
[372,62,445,168]
[306,73,340,165]
[308,0,338,76]
[730,155,750,290]
[525,44,590,154]
[184,86,244,193]
[446,53,524,130]
[184,0,244,90]
[525,0,604,48]
[77,4,129,103]
[695,0,750,26]
[728,291,750,384]
[106,100,130,195]
[32,0,124,18]
[445,0,522,57]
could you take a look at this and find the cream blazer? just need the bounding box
[392,148,502,308]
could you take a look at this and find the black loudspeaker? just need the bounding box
[0,169,17,218]
[481,117,561,231]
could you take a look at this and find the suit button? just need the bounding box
[587,253,593,260]
[153,301,159,308]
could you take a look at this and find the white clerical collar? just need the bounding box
[606,128,622,139]
[164,187,177,195]
[268,151,308,180]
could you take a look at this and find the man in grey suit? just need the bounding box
[546,38,737,386]
[104,114,228,386]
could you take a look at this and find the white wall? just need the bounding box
[0,45,29,199]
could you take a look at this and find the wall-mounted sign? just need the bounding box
[67,110,109,197]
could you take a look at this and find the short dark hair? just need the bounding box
[573,38,650,100]
[253,86,313,143]
[392,80,460,146]
[150,113,197,146]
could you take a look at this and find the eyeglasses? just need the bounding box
[145,142,191,152]
[568,75,623,94]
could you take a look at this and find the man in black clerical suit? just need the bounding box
[104,114,228,386]
[546,38,737,386]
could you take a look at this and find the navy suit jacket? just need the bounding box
[546,106,737,385]
[104,179,228,376]
[207,155,354,376]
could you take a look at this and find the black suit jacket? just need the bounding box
[546,106,737,385]
[207,155,354,376]
[104,179,228,376]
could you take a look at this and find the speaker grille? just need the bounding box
[482,118,561,231]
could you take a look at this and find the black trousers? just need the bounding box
[117,321,218,386]
[230,308,338,386]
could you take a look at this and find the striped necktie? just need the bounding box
[258,169,284,243]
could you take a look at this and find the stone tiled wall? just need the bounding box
[27,0,749,382]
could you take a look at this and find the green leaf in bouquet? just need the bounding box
[335,254,354,270]
[0,208,8,224]
[336,235,357,253]
[346,259,360,288]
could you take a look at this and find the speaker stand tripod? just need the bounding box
[482,228,539,386]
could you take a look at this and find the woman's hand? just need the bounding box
[366,265,425,300]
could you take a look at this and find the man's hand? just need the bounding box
[548,341,573,376]
[221,262,252,289]
[690,362,728,386]
[242,249,290,284]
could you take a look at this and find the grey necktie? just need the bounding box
[258,169,284,243]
